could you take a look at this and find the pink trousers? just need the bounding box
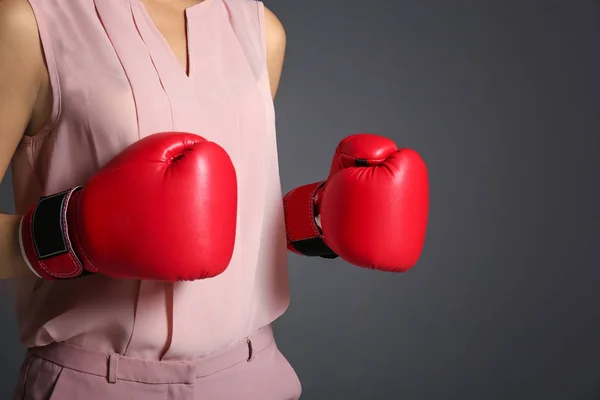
[13,325,302,399]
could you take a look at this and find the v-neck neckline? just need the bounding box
[136,0,213,80]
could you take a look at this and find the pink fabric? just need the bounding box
[13,324,302,399]
[10,0,290,361]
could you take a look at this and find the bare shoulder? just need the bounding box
[0,0,45,179]
[262,4,286,98]
[0,0,43,68]
[0,0,38,30]
[263,4,285,42]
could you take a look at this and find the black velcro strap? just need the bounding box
[32,189,72,260]
[290,237,339,259]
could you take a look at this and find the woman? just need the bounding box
[1,0,429,398]
[0,0,301,398]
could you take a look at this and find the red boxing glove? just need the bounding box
[284,133,429,272]
[19,132,238,281]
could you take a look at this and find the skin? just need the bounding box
[0,0,287,278]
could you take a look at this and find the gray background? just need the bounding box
[1,0,599,399]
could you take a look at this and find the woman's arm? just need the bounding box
[0,0,47,279]
[263,5,286,100]
[0,215,27,279]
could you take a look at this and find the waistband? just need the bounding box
[28,325,275,385]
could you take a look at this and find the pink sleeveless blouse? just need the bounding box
[10,0,290,361]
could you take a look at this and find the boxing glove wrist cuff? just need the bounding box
[283,181,338,259]
[19,187,90,280]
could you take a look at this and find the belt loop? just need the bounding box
[246,339,255,362]
[106,353,118,384]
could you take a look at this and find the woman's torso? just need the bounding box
[10,0,290,361]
